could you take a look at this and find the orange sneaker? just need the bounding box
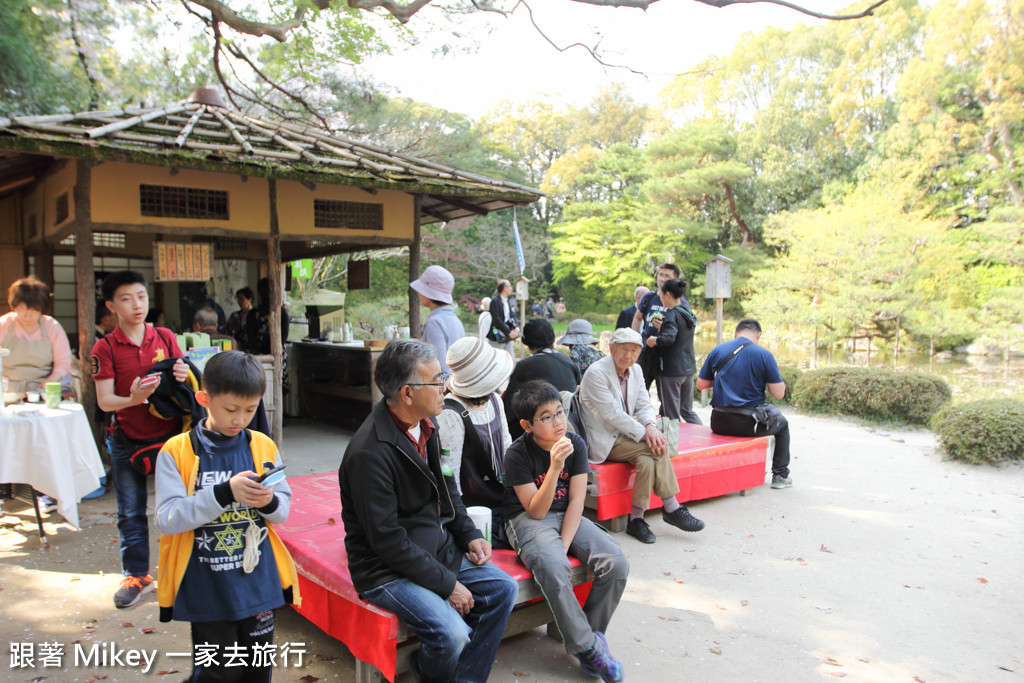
[113,574,154,609]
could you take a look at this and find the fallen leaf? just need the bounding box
[673,578,684,584]
[121,622,133,628]
[823,657,842,666]
[663,572,672,576]
[709,647,722,655]
[94,677,107,681]
[829,673,848,678]
[858,658,870,663]
[70,576,81,582]
[740,600,749,607]
[747,534,755,538]
[512,672,529,677]
[87,618,98,623]
[155,671,180,676]
[298,677,319,683]
[913,676,926,682]
[976,577,988,584]
[327,517,336,525]
[715,604,727,610]
[142,628,156,634]
[996,665,1015,672]
[820,544,834,553]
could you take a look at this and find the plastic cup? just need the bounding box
[45,382,62,409]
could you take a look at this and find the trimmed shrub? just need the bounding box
[931,399,1024,465]
[793,367,951,425]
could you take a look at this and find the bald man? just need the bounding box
[615,285,650,330]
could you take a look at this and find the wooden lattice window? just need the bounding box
[55,192,69,224]
[140,184,229,220]
[58,232,126,248]
[313,199,383,230]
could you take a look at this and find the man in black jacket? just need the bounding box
[339,339,517,683]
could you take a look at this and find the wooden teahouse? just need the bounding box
[0,88,543,441]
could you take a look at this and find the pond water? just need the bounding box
[692,335,1024,403]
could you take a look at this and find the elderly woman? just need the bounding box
[1,276,72,396]
[437,336,514,547]
[558,318,606,377]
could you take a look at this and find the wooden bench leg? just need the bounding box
[354,658,384,683]
[740,488,748,496]
[604,515,627,533]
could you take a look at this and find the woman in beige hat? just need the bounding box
[558,318,606,377]
[437,336,515,547]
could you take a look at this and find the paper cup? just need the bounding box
[466,506,492,543]
[26,391,40,403]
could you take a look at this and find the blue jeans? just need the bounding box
[362,557,517,683]
[108,435,150,577]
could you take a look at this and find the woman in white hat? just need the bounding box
[410,265,464,375]
[437,336,515,547]
[558,318,606,377]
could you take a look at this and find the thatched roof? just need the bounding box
[0,91,542,224]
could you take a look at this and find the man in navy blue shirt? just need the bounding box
[696,319,792,489]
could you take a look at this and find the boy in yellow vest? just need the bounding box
[155,351,299,681]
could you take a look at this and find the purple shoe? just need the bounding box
[575,632,623,682]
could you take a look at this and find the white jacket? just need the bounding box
[579,355,655,463]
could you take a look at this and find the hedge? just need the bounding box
[793,366,951,425]
[931,399,1024,465]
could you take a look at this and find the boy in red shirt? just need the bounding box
[92,271,188,608]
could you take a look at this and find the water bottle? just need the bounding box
[440,448,454,477]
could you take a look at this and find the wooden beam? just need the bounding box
[426,194,488,216]
[267,178,284,445]
[72,160,97,437]
[409,195,421,339]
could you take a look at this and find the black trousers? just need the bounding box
[189,610,275,683]
[710,409,791,477]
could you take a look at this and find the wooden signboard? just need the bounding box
[153,242,213,282]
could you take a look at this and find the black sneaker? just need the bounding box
[626,517,656,544]
[663,507,705,532]
[113,574,154,609]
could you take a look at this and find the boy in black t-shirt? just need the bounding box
[504,381,629,683]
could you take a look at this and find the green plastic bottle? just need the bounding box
[440,448,454,477]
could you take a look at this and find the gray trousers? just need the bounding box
[656,374,702,425]
[506,512,629,654]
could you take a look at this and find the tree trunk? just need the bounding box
[409,195,422,338]
[723,183,752,247]
[267,178,283,445]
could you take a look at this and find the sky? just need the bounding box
[358,0,850,118]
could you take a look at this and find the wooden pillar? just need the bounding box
[408,195,422,338]
[267,179,283,445]
[73,161,96,427]
[35,242,54,289]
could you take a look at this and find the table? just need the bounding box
[0,401,105,529]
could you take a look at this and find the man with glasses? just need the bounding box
[580,328,706,544]
[339,339,517,682]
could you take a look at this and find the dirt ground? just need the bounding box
[3,408,1023,682]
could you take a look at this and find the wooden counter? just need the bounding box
[291,341,383,429]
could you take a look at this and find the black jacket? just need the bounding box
[503,349,581,440]
[652,306,698,377]
[487,296,518,342]
[615,304,637,331]
[339,400,483,597]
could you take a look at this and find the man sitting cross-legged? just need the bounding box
[579,327,706,544]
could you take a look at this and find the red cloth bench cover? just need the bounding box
[589,423,772,521]
[277,472,588,682]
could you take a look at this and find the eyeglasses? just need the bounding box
[407,382,446,389]
[533,408,566,425]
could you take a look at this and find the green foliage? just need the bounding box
[794,367,951,425]
[931,399,1024,465]
[766,365,803,405]
[346,295,409,339]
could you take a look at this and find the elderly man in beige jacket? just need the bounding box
[579,328,705,544]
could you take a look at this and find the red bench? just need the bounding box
[586,423,774,532]
[276,472,592,683]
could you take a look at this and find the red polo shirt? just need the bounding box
[91,323,184,440]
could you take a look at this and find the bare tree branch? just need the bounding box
[347,0,436,23]
[187,0,309,41]
[693,0,894,21]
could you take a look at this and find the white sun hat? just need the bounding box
[445,336,514,398]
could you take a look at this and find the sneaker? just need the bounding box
[113,575,155,609]
[37,494,58,514]
[771,474,793,489]
[575,632,623,682]
[662,506,705,532]
[626,517,656,544]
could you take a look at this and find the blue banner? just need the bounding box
[513,207,525,275]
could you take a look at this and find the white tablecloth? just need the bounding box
[0,402,105,528]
